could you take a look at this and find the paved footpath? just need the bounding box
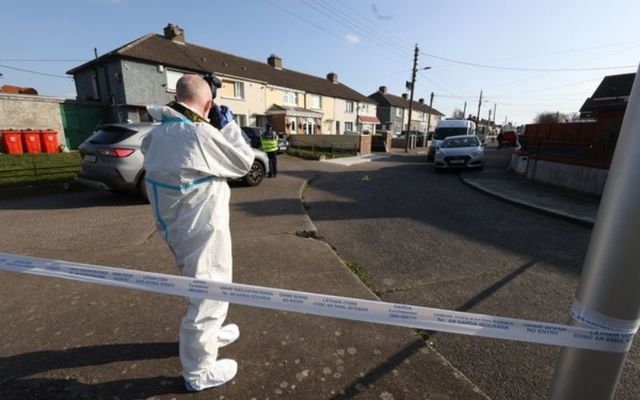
[0,155,487,400]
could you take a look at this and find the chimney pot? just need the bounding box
[419,98,424,104]
[378,86,387,94]
[327,72,338,83]
[163,23,185,43]
[401,93,408,100]
[268,54,283,69]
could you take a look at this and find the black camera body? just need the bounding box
[203,74,223,99]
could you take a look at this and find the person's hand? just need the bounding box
[211,104,234,129]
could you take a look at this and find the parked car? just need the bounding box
[428,119,476,161]
[434,135,484,171]
[277,133,289,153]
[77,123,268,202]
[241,126,263,149]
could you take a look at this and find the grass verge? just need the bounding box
[0,152,81,188]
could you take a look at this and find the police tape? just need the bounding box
[0,252,635,353]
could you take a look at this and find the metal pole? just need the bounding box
[462,101,467,119]
[493,103,497,124]
[405,44,419,153]
[424,92,434,148]
[476,90,483,125]
[549,64,640,400]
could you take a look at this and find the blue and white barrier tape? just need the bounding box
[0,252,635,353]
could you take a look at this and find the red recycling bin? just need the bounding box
[22,129,42,154]
[40,130,59,153]
[1,130,23,154]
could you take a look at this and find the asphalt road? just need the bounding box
[0,155,489,400]
[304,149,640,400]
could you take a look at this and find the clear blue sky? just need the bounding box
[2,0,639,124]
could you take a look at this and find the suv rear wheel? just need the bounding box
[244,160,265,186]
[137,172,149,203]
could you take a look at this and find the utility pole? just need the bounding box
[462,101,467,119]
[405,44,419,153]
[424,91,434,148]
[549,64,640,399]
[493,103,497,125]
[476,90,483,125]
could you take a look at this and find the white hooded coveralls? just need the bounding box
[142,104,254,389]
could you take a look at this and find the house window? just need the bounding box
[396,108,403,118]
[233,82,245,99]
[345,122,353,131]
[166,69,185,92]
[361,103,368,113]
[345,101,354,113]
[283,91,298,106]
[234,114,247,126]
[311,94,322,109]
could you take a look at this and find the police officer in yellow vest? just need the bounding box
[261,125,279,177]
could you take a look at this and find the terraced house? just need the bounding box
[68,24,376,135]
[368,86,443,134]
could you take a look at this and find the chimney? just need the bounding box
[327,72,338,83]
[378,86,387,94]
[268,54,282,70]
[163,23,185,43]
[419,98,424,104]
[401,93,408,100]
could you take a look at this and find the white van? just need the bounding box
[427,119,476,161]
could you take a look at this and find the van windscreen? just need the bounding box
[433,127,469,140]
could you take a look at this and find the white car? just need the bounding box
[434,135,484,171]
[428,119,477,161]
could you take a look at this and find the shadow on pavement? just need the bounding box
[330,339,426,400]
[0,342,183,399]
[456,260,537,312]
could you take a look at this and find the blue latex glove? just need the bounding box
[211,105,234,129]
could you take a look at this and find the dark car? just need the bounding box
[241,126,263,149]
[277,133,289,153]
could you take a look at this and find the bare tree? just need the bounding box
[452,108,465,119]
[534,111,568,124]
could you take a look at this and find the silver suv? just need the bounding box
[77,123,268,201]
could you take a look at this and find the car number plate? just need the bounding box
[84,154,97,163]
[450,159,465,165]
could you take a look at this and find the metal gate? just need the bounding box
[59,102,110,149]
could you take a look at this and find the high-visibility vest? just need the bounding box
[261,131,278,153]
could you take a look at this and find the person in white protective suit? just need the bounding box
[141,74,254,391]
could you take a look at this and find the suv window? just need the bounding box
[89,126,138,144]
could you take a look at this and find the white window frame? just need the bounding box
[234,114,247,126]
[311,94,322,109]
[361,103,368,113]
[283,91,298,106]
[396,108,403,118]
[165,69,185,93]
[233,81,245,99]
[345,121,354,131]
[345,101,354,113]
